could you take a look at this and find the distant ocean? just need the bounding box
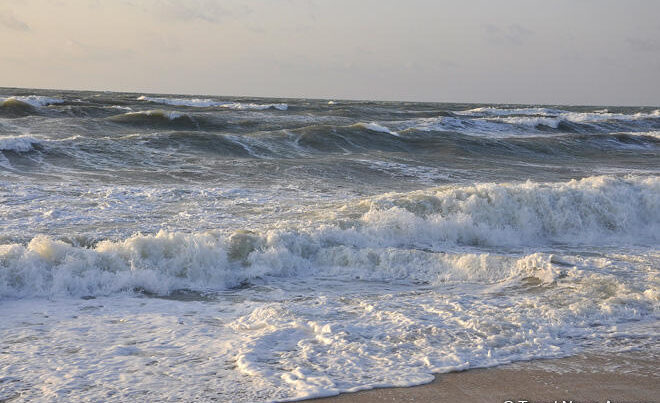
[1,88,658,401]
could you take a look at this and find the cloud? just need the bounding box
[0,11,30,32]
[483,23,534,46]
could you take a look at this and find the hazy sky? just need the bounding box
[1,0,659,105]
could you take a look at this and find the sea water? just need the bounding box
[0,89,658,401]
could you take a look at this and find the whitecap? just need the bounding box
[138,95,288,110]
[0,95,64,108]
[0,135,42,152]
[358,122,400,136]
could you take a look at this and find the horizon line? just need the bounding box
[1,85,659,109]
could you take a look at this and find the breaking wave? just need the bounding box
[0,95,64,117]
[1,176,657,298]
[356,122,400,136]
[436,107,660,135]
[0,135,42,153]
[138,95,288,110]
[0,95,64,108]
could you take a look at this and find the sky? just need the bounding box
[1,0,659,105]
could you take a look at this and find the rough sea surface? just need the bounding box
[1,88,658,401]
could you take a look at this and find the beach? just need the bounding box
[311,352,659,402]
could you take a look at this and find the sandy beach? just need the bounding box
[309,351,659,403]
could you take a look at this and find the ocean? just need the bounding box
[0,88,658,401]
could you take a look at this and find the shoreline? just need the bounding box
[307,351,659,403]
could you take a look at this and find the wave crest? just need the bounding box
[0,135,42,152]
[107,110,199,128]
[1,95,64,108]
[1,176,657,298]
[138,95,288,110]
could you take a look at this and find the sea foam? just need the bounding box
[0,135,42,152]
[0,95,64,108]
[138,95,288,110]
[1,176,657,298]
[407,107,660,135]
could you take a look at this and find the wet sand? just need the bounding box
[308,351,659,403]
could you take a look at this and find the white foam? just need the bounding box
[399,107,660,136]
[0,135,42,152]
[138,95,288,110]
[219,102,289,111]
[137,95,219,107]
[121,109,186,120]
[0,175,658,401]
[494,116,563,128]
[359,122,400,136]
[445,107,660,136]
[457,107,660,126]
[1,176,657,298]
[404,116,509,136]
[0,231,232,298]
[457,106,565,116]
[0,247,656,401]
[110,105,132,111]
[0,95,64,108]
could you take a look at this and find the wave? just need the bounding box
[458,106,660,120]
[290,122,658,157]
[138,95,288,110]
[495,111,660,128]
[219,102,288,111]
[355,175,659,247]
[0,96,64,118]
[626,130,660,140]
[1,95,64,108]
[107,109,200,128]
[442,107,660,134]
[291,124,409,153]
[1,175,657,298]
[3,127,655,169]
[356,122,400,136]
[456,106,565,116]
[401,109,660,136]
[118,131,265,157]
[0,135,42,152]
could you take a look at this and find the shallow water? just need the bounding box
[1,88,658,401]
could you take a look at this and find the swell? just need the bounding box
[1,175,657,298]
[0,98,37,117]
[2,128,657,168]
[0,95,65,118]
[100,109,659,136]
[137,95,289,110]
[407,109,660,136]
[106,109,202,129]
